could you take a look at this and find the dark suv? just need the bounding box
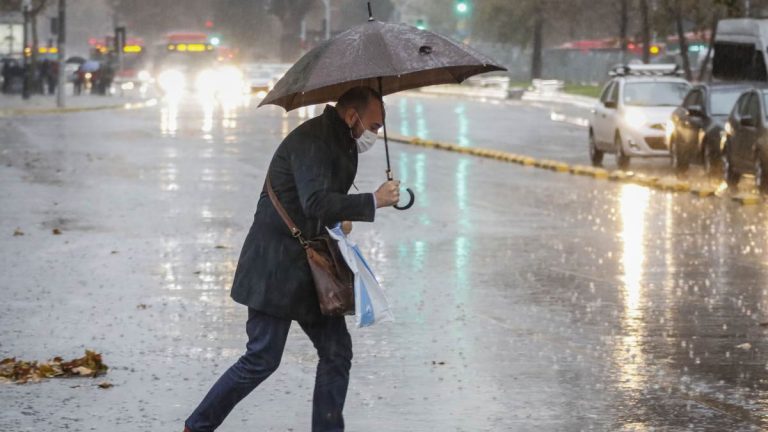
[668,83,755,175]
[722,88,768,193]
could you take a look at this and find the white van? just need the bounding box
[713,19,768,81]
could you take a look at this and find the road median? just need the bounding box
[387,133,761,206]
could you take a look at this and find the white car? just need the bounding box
[589,64,691,168]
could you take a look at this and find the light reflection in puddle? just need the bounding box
[616,183,650,391]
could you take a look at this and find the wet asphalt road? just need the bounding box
[2,91,768,431]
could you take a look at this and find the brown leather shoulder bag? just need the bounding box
[266,176,354,316]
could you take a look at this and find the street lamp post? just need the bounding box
[21,3,30,100]
[454,0,471,42]
[322,0,331,40]
[56,0,65,107]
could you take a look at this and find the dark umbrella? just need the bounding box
[65,56,86,65]
[260,4,507,210]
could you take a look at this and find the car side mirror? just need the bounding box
[687,105,705,117]
[741,115,757,127]
[604,100,617,109]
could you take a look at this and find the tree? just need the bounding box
[620,0,629,61]
[530,3,543,80]
[639,0,651,63]
[268,0,316,62]
[663,0,692,80]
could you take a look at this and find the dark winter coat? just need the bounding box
[230,105,376,322]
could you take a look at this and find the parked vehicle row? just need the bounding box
[588,63,768,194]
[588,18,768,194]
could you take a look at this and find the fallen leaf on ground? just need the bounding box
[97,381,113,389]
[214,245,227,249]
[13,228,24,236]
[52,228,62,235]
[736,343,752,350]
[136,303,149,310]
[0,350,108,384]
[71,366,93,376]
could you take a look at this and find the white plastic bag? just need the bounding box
[327,226,394,327]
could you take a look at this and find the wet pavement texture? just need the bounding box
[2,92,768,431]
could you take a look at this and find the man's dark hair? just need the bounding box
[336,86,383,114]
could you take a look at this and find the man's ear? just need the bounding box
[343,108,356,128]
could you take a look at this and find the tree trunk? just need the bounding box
[620,0,629,62]
[674,0,692,80]
[698,14,718,81]
[530,4,544,80]
[640,0,651,63]
[31,11,40,93]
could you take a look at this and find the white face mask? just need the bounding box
[353,111,378,153]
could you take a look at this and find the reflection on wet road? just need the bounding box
[2,92,768,430]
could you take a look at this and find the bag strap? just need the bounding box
[266,175,308,247]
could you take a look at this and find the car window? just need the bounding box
[607,82,619,104]
[738,93,752,116]
[747,93,761,118]
[764,93,768,119]
[622,82,690,106]
[710,89,744,115]
[599,82,614,103]
[683,90,702,108]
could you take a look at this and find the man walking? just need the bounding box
[184,86,400,432]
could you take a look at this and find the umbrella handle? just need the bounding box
[394,188,415,211]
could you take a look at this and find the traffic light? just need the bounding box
[455,0,469,15]
[415,18,427,30]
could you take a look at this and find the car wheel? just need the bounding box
[723,140,741,189]
[703,142,722,178]
[670,134,689,174]
[754,151,768,195]
[589,130,603,166]
[615,133,630,170]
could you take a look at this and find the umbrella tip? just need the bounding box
[367,1,374,21]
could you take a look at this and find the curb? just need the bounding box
[387,133,761,206]
[0,98,158,117]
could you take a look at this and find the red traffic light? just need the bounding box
[205,20,214,29]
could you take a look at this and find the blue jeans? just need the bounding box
[185,308,352,432]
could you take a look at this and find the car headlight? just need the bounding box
[724,121,734,136]
[158,70,186,95]
[195,69,217,93]
[137,70,151,81]
[624,109,647,130]
[665,119,675,142]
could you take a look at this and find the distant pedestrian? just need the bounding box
[47,61,58,95]
[183,86,401,432]
[74,66,84,95]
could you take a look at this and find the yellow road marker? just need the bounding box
[732,194,761,205]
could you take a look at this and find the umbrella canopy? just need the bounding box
[80,60,100,72]
[260,19,507,111]
[65,56,86,64]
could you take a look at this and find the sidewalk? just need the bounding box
[414,82,598,109]
[0,86,155,116]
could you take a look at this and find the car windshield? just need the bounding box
[622,82,690,107]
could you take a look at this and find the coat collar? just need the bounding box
[322,105,356,152]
